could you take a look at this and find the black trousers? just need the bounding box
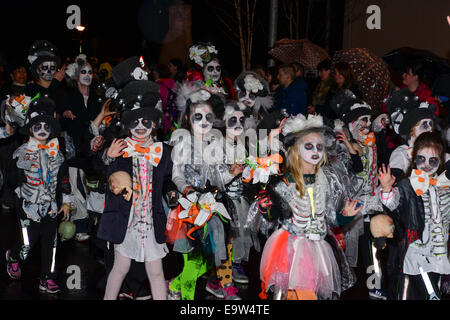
[396,272,442,300]
[10,214,58,279]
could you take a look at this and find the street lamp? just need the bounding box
[75,25,86,53]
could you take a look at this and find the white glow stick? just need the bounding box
[418,264,439,300]
[21,228,30,246]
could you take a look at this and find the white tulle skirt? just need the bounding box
[260,229,341,300]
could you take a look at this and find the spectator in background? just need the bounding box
[401,62,439,116]
[152,64,177,135]
[274,64,307,116]
[266,66,280,93]
[291,62,304,78]
[254,64,267,81]
[307,58,334,118]
[332,61,362,99]
[168,58,185,83]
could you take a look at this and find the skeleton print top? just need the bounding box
[380,178,450,275]
[13,138,72,223]
[275,168,339,241]
[170,130,234,193]
[115,153,168,262]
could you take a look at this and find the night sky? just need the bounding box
[0,0,344,77]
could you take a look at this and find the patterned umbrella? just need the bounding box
[332,48,390,112]
[269,38,329,69]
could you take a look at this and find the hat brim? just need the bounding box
[398,108,434,136]
[20,115,61,136]
[343,107,375,124]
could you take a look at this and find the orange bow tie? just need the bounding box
[28,138,59,157]
[122,138,163,167]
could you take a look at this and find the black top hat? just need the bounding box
[118,80,162,129]
[21,96,60,136]
[385,88,435,136]
[111,56,147,89]
[329,89,374,125]
[27,40,61,80]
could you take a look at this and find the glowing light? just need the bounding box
[447,16,450,27]
[75,25,86,32]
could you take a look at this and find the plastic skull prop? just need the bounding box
[109,171,133,201]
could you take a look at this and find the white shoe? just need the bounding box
[75,233,90,242]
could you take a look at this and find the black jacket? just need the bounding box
[96,145,177,244]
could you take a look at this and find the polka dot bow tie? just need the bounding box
[122,138,163,167]
[409,169,450,196]
[28,137,59,157]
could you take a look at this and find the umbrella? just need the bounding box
[332,48,390,112]
[382,47,450,86]
[268,38,329,70]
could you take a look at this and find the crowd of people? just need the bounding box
[0,39,449,301]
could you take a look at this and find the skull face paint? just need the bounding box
[415,147,440,176]
[203,60,221,84]
[38,61,57,81]
[349,115,372,141]
[299,133,325,166]
[129,118,152,140]
[131,67,148,81]
[79,64,93,86]
[238,90,257,108]
[413,118,433,140]
[191,103,214,135]
[226,111,245,138]
[32,122,51,142]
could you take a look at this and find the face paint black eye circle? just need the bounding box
[32,124,41,132]
[239,117,245,125]
[142,119,152,129]
[44,123,50,132]
[317,144,324,151]
[50,66,56,71]
[228,116,238,127]
[81,70,87,74]
[238,91,246,99]
[129,119,140,129]
[192,113,203,123]
[304,143,313,150]
[416,155,426,166]
[207,66,214,72]
[249,94,257,100]
[215,66,221,73]
[429,157,440,168]
[205,113,214,123]
[41,66,48,71]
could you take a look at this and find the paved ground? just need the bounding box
[0,208,446,301]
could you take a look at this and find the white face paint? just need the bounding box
[131,67,148,81]
[413,118,433,140]
[191,103,214,135]
[129,118,152,141]
[299,133,325,166]
[226,110,245,138]
[38,61,57,81]
[416,147,440,176]
[79,64,93,86]
[203,60,221,84]
[349,114,372,141]
[32,122,51,142]
[238,90,257,108]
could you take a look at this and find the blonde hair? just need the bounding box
[286,129,328,198]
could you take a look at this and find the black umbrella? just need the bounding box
[383,47,450,86]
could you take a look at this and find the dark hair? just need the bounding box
[403,61,424,83]
[291,62,304,76]
[317,59,331,71]
[406,131,446,177]
[334,62,357,89]
[169,58,183,70]
[279,64,296,81]
[154,64,171,79]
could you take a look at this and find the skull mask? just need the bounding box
[299,133,325,166]
[225,110,245,138]
[191,103,214,136]
[129,117,153,141]
[32,121,51,142]
[415,147,440,176]
[131,67,148,81]
[109,171,133,201]
[38,61,57,81]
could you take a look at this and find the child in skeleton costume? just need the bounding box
[258,113,361,300]
[97,80,177,300]
[187,43,235,98]
[235,71,273,130]
[5,96,73,294]
[329,90,385,299]
[166,87,240,300]
[386,88,450,181]
[25,40,68,115]
[378,131,450,300]
[220,101,254,287]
